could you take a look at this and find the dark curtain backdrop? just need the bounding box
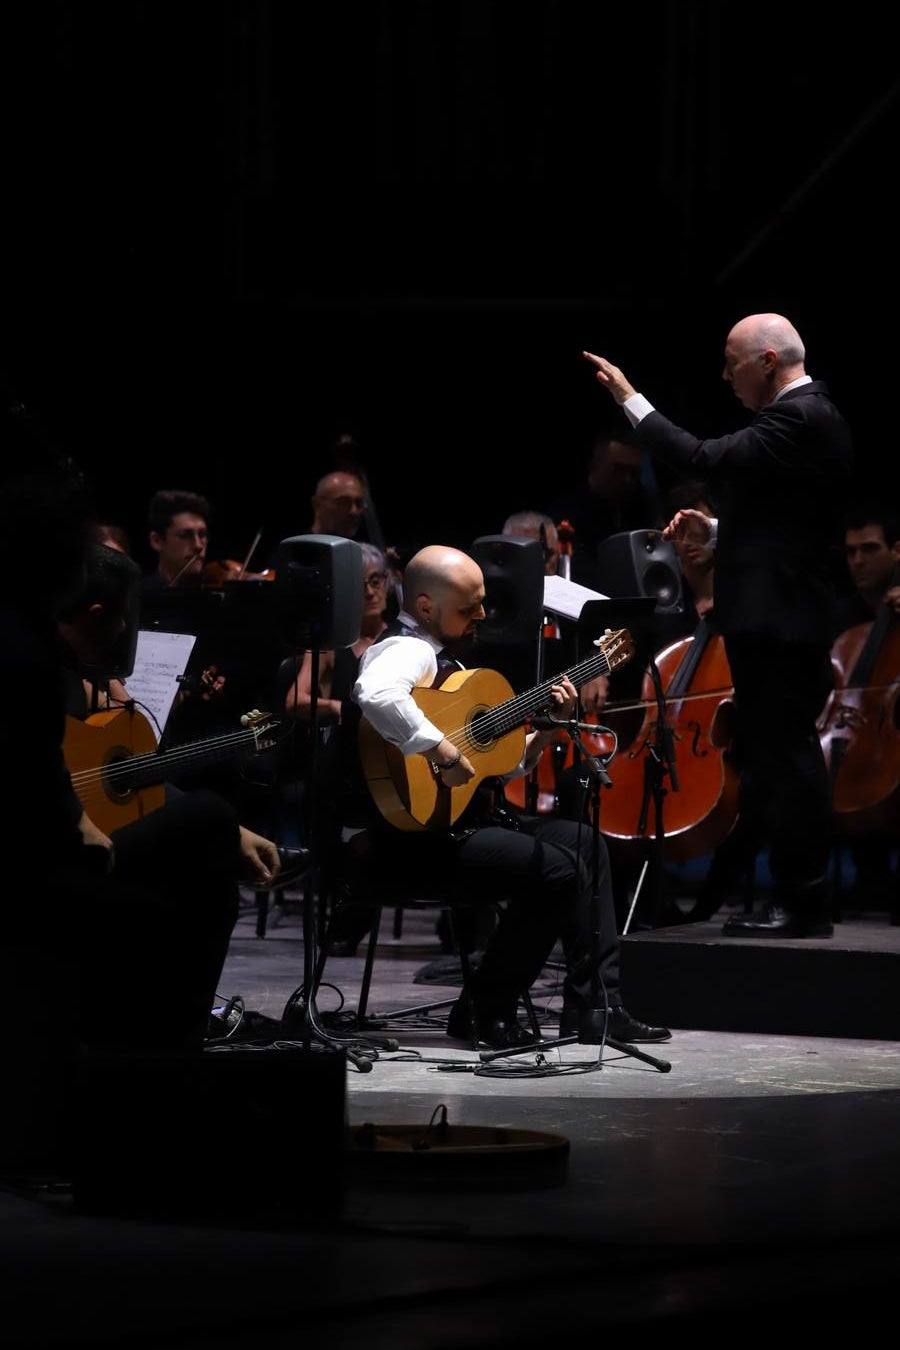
[5,2,897,569]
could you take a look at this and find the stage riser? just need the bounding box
[621,924,900,1040]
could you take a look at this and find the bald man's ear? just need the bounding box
[761,348,778,372]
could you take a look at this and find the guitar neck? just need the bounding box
[475,645,620,743]
[122,725,264,790]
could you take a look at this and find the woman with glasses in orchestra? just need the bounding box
[283,543,393,951]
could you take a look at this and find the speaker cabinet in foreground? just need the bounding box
[470,535,546,644]
[275,534,364,648]
[592,530,684,615]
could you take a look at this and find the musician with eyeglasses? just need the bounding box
[141,488,213,592]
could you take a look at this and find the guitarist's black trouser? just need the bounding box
[4,791,242,1173]
[108,788,242,1048]
[9,789,241,1055]
[356,814,621,1022]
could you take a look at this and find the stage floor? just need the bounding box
[4,890,900,1347]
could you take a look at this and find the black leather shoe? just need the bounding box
[326,938,361,957]
[446,998,535,1049]
[722,904,834,938]
[559,1005,672,1044]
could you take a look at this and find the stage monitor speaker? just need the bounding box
[274,534,363,649]
[470,535,546,645]
[592,530,684,615]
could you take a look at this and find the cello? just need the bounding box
[597,618,740,862]
[818,569,900,837]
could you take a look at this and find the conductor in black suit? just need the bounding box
[584,313,854,937]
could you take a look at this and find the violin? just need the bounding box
[202,559,275,587]
[201,528,275,587]
[596,620,740,862]
[818,568,900,836]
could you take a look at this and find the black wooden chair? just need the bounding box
[310,831,544,1048]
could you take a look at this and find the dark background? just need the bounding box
[5,2,897,570]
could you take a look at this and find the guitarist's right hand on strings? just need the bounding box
[429,737,474,788]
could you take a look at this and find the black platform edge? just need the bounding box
[621,915,900,1040]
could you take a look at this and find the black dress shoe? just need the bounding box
[722,904,834,938]
[446,997,535,1049]
[559,1005,672,1044]
[326,938,362,957]
[324,902,377,956]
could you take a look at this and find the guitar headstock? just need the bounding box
[240,709,271,729]
[591,628,635,673]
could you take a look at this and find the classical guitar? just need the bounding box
[359,628,635,832]
[64,706,281,833]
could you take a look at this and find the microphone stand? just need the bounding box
[479,710,671,1073]
[286,635,390,1073]
[628,654,679,930]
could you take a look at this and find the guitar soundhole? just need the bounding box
[106,749,136,802]
[468,707,494,751]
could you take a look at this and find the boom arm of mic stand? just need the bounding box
[646,656,679,792]
[569,730,615,789]
[534,715,617,789]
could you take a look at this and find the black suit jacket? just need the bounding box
[629,381,854,645]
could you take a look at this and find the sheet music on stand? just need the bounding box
[122,630,197,742]
[542,574,610,622]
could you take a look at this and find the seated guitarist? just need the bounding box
[346,543,671,1050]
[0,448,275,1173]
[57,543,283,904]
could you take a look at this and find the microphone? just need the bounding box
[531,714,612,734]
[531,714,616,787]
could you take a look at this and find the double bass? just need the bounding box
[818,571,900,837]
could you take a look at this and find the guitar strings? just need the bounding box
[440,646,623,753]
[69,725,271,799]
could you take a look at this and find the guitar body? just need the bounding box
[360,668,527,831]
[64,709,165,833]
[64,706,279,835]
[358,630,635,833]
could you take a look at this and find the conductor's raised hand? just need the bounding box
[661,508,713,546]
[582,351,638,405]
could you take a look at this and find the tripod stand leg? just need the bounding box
[478,1033,581,1063]
[604,1037,671,1071]
[478,1032,671,1072]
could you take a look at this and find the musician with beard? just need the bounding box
[340,543,671,1050]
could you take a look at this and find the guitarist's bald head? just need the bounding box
[404,546,481,604]
[402,546,486,642]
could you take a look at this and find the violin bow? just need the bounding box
[237,527,264,580]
